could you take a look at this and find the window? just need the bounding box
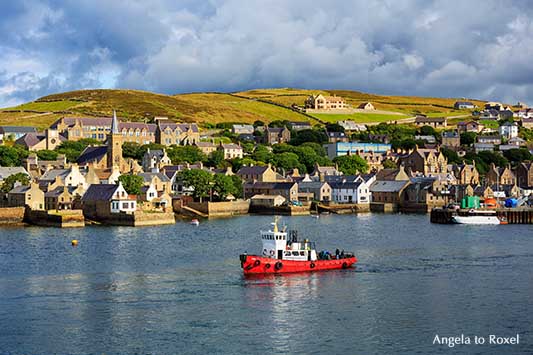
[292,251,299,256]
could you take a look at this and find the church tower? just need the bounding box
[107,110,123,169]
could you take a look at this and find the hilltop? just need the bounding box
[0,88,486,129]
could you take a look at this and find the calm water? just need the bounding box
[0,214,532,354]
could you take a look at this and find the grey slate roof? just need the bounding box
[370,180,410,192]
[40,169,69,181]
[244,182,297,189]
[9,185,30,194]
[329,180,362,189]
[138,172,170,182]
[237,166,269,175]
[0,126,37,134]
[81,184,118,201]
[77,146,107,164]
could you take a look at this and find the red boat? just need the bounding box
[240,218,357,274]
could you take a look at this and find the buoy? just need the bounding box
[71,239,78,246]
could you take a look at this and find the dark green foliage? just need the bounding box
[213,174,235,200]
[417,125,437,136]
[253,120,265,127]
[0,146,28,166]
[460,132,477,145]
[230,157,265,171]
[1,172,30,193]
[325,123,345,132]
[167,145,207,164]
[36,150,58,161]
[118,174,144,195]
[503,148,532,165]
[290,129,328,145]
[207,150,225,168]
[333,155,368,175]
[269,120,289,128]
[230,175,243,199]
[382,159,398,169]
[441,147,463,164]
[177,169,213,202]
[252,145,273,163]
[270,152,305,173]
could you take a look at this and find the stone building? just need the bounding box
[263,126,291,145]
[305,94,347,110]
[8,182,45,210]
[401,147,448,176]
[486,164,516,186]
[515,162,533,188]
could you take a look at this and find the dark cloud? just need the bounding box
[2,0,533,107]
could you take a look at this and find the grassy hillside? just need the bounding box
[0,87,489,129]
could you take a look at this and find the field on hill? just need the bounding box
[0,87,487,128]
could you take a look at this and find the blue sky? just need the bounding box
[2,0,533,107]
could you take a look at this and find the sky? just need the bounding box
[2,0,533,107]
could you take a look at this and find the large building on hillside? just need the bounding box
[51,116,199,146]
[305,94,347,110]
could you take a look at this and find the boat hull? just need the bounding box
[240,255,357,274]
[451,215,502,225]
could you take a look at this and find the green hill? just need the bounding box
[0,87,487,129]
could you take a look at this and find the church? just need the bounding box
[76,111,141,174]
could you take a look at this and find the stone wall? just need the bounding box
[25,209,85,228]
[370,202,399,213]
[186,200,250,217]
[0,207,25,225]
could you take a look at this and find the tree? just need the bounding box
[333,155,368,175]
[37,150,58,161]
[118,174,144,195]
[177,169,213,202]
[503,148,532,165]
[56,138,100,162]
[253,120,265,128]
[290,129,328,145]
[167,145,207,164]
[460,132,477,146]
[325,123,345,132]
[252,145,273,163]
[1,172,30,193]
[418,125,437,136]
[230,175,243,199]
[213,174,235,201]
[382,159,398,169]
[300,142,327,157]
[0,146,26,166]
[441,147,463,164]
[270,152,303,173]
[207,150,225,168]
[122,142,144,160]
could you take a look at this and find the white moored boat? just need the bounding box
[451,210,505,225]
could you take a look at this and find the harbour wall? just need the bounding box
[25,209,85,228]
[0,207,25,225]
[431,208,533,224]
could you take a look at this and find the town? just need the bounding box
[0,93,532,227]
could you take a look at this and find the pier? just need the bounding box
[431,208,533,224]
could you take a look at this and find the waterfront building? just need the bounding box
[250,194,286,208]
[402,177,447,212]
[515,162,533,189]
[44,185,84,210]
[38,164,87,191]
[81,183,137,218]
[243,181,298,201]
[324,142,392,159]
[486,163,516,186]
[298,181,332,202]
[138,172,172,193]
[8,182,45,210]
[369,180,410,205]
[448,163,479,185]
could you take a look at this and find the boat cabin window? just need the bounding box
[292,251,299,256]
[299,251,305,256]
[284,251,291,256]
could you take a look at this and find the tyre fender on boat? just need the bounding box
[254,260,261,267]
[275,262,283,270]
[265,263,271,269]
[342,262,348,269]
[310,262,315,269]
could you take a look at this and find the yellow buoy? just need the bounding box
[71,239,78,246]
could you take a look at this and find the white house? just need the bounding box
[499,122,519,140]
[329,174,375,204]
[109,183,137,213]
